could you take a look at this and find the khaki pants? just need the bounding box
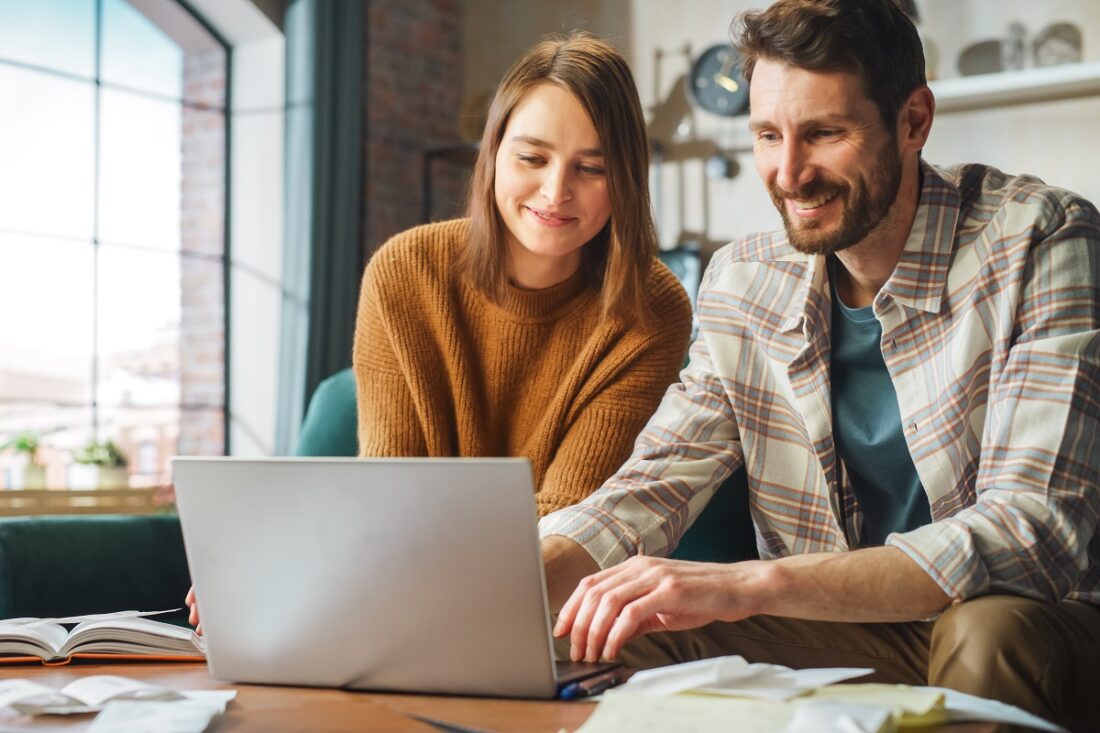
[593,596,1100,733]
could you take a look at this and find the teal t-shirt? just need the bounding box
[830,267,932,546]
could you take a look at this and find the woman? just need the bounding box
[188,32,690,632]
[354,32,692,515]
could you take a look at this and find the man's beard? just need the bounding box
[769,141,903,256]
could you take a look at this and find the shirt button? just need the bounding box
[908,421,918,433]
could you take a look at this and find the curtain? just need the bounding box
[275,0,363,454]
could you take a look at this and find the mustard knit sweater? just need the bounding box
[352,219,692,516]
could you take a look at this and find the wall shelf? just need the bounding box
[929,59,1100,113]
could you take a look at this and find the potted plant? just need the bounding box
[69,439,129,490]
[0,432,47,489]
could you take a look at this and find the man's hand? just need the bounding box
[553,556,776,662]
[549,546,952,663]
[185,585,202,636]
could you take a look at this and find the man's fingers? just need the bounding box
[603,597,667,660]
[185,586,195,606]
[553,581,585,638]
[566,569,626,660]
[582,576,658,661]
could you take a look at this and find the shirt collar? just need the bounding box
[879,159,961,314]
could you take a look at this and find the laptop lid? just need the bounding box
[173,457,562,698]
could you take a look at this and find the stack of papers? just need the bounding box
[575,656,1066,733]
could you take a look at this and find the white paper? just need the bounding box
[1,675,235,718]
[62,675,180,708]
[785,699,893,733]
[2,609,182,628]
[0,679,57,710]
[621,655,872,701]
[933,687,1068,733]
[88,699,224,733]
[178,690,237,714]
[576,690,793,733]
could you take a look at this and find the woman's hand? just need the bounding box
[185,585,202,636]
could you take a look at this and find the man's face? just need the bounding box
[749,59,903,256]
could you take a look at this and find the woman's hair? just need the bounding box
[733,0,925,129]
[463,32,657,323]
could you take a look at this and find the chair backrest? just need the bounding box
[295,368,358,457]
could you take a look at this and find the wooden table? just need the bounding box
[0,662,999,732]
[0,662,590,732]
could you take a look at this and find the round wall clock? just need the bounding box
[686,44,750,117]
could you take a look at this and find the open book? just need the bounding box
[0,611,205,665]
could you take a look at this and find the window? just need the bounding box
[0,0,227,490]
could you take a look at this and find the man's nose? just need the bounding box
[775,140,815,195]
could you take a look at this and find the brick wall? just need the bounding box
[361,0,467,261]
[178,49,227,457]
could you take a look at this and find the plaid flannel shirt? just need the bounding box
[540,161,1100,605]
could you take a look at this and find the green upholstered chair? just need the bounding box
[0,514,190,624]
[295,368,358,457]
[296,367,757,562]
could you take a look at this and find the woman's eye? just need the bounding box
[517,154,544,166]
[579,165,605,176]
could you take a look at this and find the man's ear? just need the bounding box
[898,85,935,153]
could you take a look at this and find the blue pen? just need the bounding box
[559,668,627,700]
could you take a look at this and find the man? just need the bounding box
[539,1,1100,729]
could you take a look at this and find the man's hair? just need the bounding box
[732,0,926,128]
[462,32,656,323]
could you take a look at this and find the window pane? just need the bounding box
[97,244,180,409]
[98,88,181,250]
[101,0,183,99]
[0,0,95,79]
[0,233,94,403]
[98,404,178,487]
[0,66,95,239]
[0,402,92,489]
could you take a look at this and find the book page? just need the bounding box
[60,617,203,659]
[0,621,67,659]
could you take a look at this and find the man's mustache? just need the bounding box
[769,180,846,201]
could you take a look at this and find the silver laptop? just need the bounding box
[172,457,612,698]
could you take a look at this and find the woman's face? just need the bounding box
[494,83,611,289]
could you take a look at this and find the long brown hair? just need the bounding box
[462,32,656,323]
[733,0,925,128]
